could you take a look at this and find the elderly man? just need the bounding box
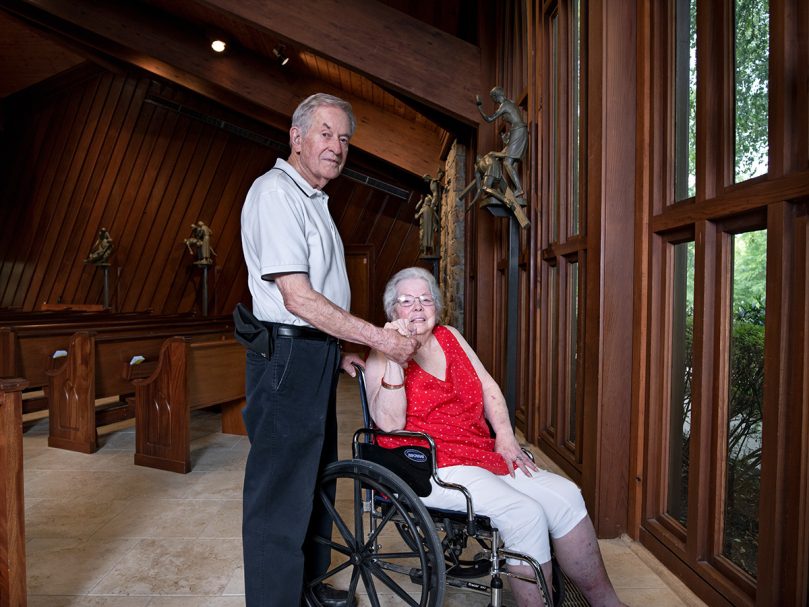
[239,93,419,607]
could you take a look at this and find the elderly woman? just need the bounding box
[365,267,628,607]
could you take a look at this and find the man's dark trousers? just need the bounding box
[242,333,341,607]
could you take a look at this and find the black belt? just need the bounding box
[261,321,336,342]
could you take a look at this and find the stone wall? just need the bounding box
[438,141,466,331]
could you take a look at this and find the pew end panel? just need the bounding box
[0,378,29,607]
[134,337,246,474]
[46,332,97,454]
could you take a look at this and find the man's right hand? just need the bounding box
[380,329,419,365]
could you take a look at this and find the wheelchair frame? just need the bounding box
[304,366,563,607]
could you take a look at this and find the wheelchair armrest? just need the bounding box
[353,427,479,535]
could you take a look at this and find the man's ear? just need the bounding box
[290,126,302,152]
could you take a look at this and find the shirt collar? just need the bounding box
[273,158,325,200]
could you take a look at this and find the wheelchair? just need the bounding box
[305,366,587,607]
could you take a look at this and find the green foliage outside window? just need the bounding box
[674,231,765,577]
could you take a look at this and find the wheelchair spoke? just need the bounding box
[318,487,359,550]
[312,534,352,557]
[357,563,383,607]
[373,550,422,561]
[362,500,397,550]
[353,477,364,547]
[366,560,422,607]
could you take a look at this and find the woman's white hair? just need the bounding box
[382,267,443,321]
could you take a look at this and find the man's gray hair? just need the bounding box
[382,267,443,321]
[291,93,356,138]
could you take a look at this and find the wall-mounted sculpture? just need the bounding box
[464,87,530,229]
[183,221,215,315]
[416,169,444,258]
[84,227,114,266]
[183,221,216,266]
[84,227,114,308]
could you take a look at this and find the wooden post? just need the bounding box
[0,378,28,607]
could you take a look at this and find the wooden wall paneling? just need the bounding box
[21,78,104,310]
[80,81,164,308]
[205,146,255,315]
[49,76,147,309]
[0,97,55,306]
[214,149,275,315]
[58,73,132,306]
[4,83,84,307]
[174,128,236,310]
[523,0,539,445]
[113,96,188,311]
[187,132,245,315]
[169,128,231,314]
[57,73,139,307]
[104,94,177,308]
[133,117,207,312]
[334,181,374,244]
[580,0,636,536]
[0,98,63,307]
[153,118,223,313]
[53,72,128,306]
[87,78,158,309]
[786,203,809,604]
[754,202,792,605]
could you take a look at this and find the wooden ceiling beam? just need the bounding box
[2,0,443,177]
[194,0,482,126]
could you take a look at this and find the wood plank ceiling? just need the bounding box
[0,0,481,178]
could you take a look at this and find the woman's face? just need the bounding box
[393,277,437,336]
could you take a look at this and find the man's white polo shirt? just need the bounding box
[240,158,350,325]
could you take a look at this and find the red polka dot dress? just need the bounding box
[379,325,509,476]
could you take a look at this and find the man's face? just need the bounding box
[289,105,351,189]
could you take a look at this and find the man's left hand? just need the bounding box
[340,352,366,376]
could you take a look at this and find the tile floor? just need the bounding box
[22,376,707,606]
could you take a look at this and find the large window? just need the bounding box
[667,239,695,527]
[539,0,586,469]
[642,0,808,604]
[674,0,697,200]
[722,229,766,576]
[733,0,769,182]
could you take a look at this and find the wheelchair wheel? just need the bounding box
[308,459,445,607]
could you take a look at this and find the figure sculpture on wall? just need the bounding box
[415,169,444,257]
[460,87,530,229]
[475,86,528,204]
[458,149,530,229]
[184,221,216,266]
[84,227,113,265]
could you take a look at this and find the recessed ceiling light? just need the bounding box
[273,46,290,66]
[211,39,226,53]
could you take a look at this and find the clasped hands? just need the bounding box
[381,319,418,366]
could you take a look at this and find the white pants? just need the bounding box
[420,466,588,564]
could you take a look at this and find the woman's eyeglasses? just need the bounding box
[395,294,435,307]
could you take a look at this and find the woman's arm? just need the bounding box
[364,330,409,432]
[445,326,537,476]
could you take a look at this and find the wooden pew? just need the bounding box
[134,336,246,473]
[47,325,233,454]
[0,378,28,607]
[1,314,227,408]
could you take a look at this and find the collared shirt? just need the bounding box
[240,158,350,325]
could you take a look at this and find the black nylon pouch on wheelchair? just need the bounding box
[355,442,433,497]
